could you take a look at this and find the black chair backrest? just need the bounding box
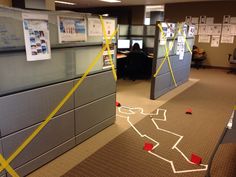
[233,48,236,60]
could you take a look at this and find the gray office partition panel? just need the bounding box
[74,71,116,107]
[0,139,5,177]
[2,110,75,169]
[150,22,194,100]
[75,94,116,135]
[0,81,74,136]
[13,138,75,177]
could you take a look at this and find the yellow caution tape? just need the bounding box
[0,154,19,177]
[100,16,117,81]
[155,23,177,87]
[234,105,236,110]
[0,24,118,175]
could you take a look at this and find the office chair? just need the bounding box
[228,48,236,73]
[127,51,148,80]
[192,46,206,69]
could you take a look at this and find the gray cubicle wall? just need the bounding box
[150,22,194,99]
[0,6,117,177]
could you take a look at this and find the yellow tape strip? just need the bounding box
[234,105,236,110]
[154,23,179,78]
[156,23,177,86]
[0,28,118,174]
[0,154,19,177]
[100,16,117,81]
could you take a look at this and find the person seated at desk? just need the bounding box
[127,43,148,80]
[192,45,206,69]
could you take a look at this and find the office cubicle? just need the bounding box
[0,6,117,176]
[150,22,195,99]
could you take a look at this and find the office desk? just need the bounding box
[206,110,236,177]
[117,53,127,59]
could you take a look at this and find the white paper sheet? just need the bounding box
[211,24,222,35]
[211,36,220,47]
[88,18,102,36]
[198,35,211,43]
[221,35,234,43]
[58,16,87,43]
[191,17,199,24]
[199,16,206,24]
[22,13,51,61]
[223,15,231,24]
[198,24,207,35]
[206,17,214,24]
[222,24,231,35]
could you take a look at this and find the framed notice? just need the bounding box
[58,16,87,43]
[22,13,51,61]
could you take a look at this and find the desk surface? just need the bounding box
[117,53,127,59]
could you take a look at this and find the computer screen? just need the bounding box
[117,39,130,49]
[132,39,143,49]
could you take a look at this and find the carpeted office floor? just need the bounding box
[62,69,236,177]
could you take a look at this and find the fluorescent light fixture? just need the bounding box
[99,0,121,3]
[55,1,76,5]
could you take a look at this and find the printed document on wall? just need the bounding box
[102,43,115,69]
[221,35,234,43]
[22,13,51,61]
[211,24,222,35]
[211,36,220,47]
[58,16,87,43]
[198,35,211,43]
[88,18,102,36]
[191,17,199,24]
[222,24,231,35]
[103,19,115,37]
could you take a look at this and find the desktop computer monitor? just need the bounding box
[132,39,143,49]
[117,39,130,49]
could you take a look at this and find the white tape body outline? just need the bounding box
[117,106,208,174]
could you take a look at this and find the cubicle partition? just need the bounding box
[150,22,195,99]
[0,6,117,176]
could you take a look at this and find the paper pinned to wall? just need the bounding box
[199,16,206,24]
[222,24,231,35]
[198,24,207,35]
[104,19,116,37]
[206,17,214,24]
[185,16,192,24]
[191,17,199,24]
[22,13,51,61]
[198,35,211,43]
[211,36,220,47]
[58,16,87,43]
[223,15,231,24]
[211,24,222,35]
[221,35,234,43]
[230,17,236,24]
[188,25,195,37]
[230,24,236,35]
[88,18,102,36]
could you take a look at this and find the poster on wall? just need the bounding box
[199,16,207,24]
[211,24,222,35]
[198,24,207,35]
[223,15,231,24]
[211,36,220,47]
[206,17,214,24]
[160,23,167,45]
[191,17,199,24]
[58,16,87,43]
[185,16,192,24]
[188,25,195,37]
[230,24,236,35]
[166,23,176,38]
[222,24,231,35]
[221,35,234,43]
[103,19,115,37]
[22,13,51,61]
[88,18,102,36]
[176,35,185,60]
[102,43,115,69]
[198,35,211,43]
[230,17,236,24]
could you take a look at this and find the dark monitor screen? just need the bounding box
[117,39,130,49]
[132,39,143,49]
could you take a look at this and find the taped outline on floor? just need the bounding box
[117,106,208,174]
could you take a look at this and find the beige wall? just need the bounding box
[0,0,12,6]
[165,1,236,68]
